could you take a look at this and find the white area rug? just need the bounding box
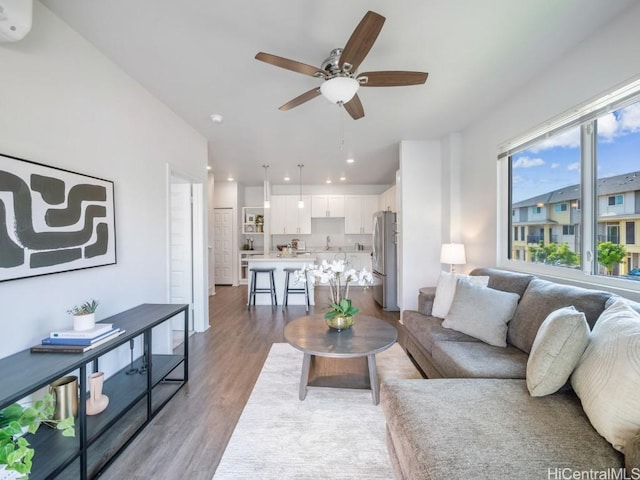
[213,342,421,480]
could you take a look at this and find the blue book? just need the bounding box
[42,328,120,346]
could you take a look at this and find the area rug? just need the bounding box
[213,342,421,480]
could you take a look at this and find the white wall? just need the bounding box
[459,3,640,271]
[0,3,208,359]
[398,140,442,311]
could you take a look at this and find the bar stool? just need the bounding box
[282,267,310,313]
[247,267,277,310]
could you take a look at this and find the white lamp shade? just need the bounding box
[440,243,466,265]
[320,77,359,104]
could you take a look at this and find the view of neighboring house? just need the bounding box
[511,171,640,274]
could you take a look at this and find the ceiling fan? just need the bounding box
[255,11,428,120]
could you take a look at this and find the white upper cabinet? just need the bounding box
[345,195,379,234]
[311,195,345,218]
[379,185,396,213]
[270,195,311,235]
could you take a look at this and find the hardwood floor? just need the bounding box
[100,286,404,479]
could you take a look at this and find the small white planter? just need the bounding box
[73,313,96,331]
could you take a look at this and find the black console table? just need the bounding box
[0,303,189,479]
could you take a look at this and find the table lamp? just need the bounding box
[440,243,466,273]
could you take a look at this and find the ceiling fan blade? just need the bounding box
[344,94,364,120]
[255,52,326,78]
[279,88,322,111]
[358,71,429,87]
[339,11,385,72]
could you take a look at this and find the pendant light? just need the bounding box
[297,164,304,209]
[262,164,270,208]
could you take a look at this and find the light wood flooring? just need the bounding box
[100,286,405,480]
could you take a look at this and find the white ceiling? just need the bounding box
[40,0,637,187]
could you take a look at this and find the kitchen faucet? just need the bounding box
[326,235,331,250]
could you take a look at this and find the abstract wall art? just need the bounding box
[0,153,116,282]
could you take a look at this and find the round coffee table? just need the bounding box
[284,314,398,405]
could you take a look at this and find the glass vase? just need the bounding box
[326,314,355,331]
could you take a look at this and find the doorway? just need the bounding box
[166,166,208,340]
[214,208,233,285]
[170,175,194,332]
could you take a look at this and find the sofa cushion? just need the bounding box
[571,298,640,453]
[381,378,623,480]
[431,341,528,378]
[402,310,480,353]
[470,267,535,297]
[508,278,611,353]
[431,271,489,318]
[526,306,589,397]
[442,279,519,347]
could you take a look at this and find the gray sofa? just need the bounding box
[381,268,638,479]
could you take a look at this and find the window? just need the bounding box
[554,203,568,212]
[608,195,623,206]
[626,221,635,245]
[505,84,640,280]
[513,227,519,241]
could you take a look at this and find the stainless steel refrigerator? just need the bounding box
[372,211,399,311]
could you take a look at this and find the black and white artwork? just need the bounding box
[0,153,116,282]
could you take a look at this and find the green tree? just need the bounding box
[597,241,626,274]
[528,242,580,267]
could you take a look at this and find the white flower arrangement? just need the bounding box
[295,259,373,319]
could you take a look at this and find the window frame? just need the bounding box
[498,77,640,297]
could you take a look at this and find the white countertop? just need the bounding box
[248,255,316,262]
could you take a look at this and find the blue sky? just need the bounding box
[512,102,640,202]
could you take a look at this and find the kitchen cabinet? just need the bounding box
[239,251,260,284]
[0,304,188,480]
[345,195,379,234]
[270,195,311,235]
[379,185,396,213]
[346,252,372,272]
[311,195,345,218]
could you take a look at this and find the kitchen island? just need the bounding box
[247,255,316,306]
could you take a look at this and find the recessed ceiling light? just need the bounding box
[340,176,346,181]
[210,114,224,124]
[227,176,234,182]
[284,176,290,182]
[346,158,355,164]
[326,179,332,184]
[207,166,212,171]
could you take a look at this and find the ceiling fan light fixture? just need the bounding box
[320,77,359,104]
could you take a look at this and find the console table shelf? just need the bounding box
[0,303,189,480]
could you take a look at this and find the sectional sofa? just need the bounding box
[381,268,640,479]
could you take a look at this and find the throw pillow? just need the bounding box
[571,298,640,453]
[526,306,589,397]
[431,271,489,319]
[442,279,520,347]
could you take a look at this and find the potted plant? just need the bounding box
[67,299,99,331]
[0,395,74,478]
[296,259,372,331]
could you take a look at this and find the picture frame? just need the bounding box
[246,213,256,223]
[0,153,117,282]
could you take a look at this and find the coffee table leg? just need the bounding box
[367,354,380,405]
[299,353,312,400]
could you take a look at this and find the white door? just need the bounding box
[169,179,193,331]
[214,208,233,284]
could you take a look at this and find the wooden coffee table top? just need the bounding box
[284,314,397,358]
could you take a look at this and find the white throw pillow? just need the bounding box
[526,306,589,397]
[431,272,489,319]
[571,298,640,452]
[442,279,520,347]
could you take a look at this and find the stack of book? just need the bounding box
[31,323,125,353]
